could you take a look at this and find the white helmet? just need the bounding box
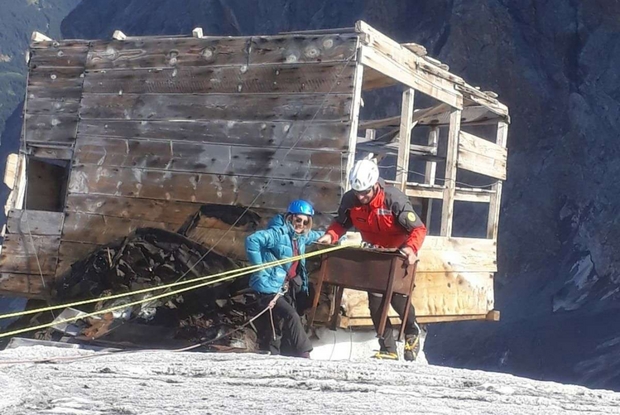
[349,159,379,192]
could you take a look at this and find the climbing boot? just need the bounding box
[372,350,399,360]
[403,333,420,362]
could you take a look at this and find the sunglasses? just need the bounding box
[293,216,309,226]
[354,187,373,196]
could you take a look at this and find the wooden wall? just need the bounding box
[0,33,360,295]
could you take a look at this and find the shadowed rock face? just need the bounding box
[0,0,611,389]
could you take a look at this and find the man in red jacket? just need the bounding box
[317,159,427,361]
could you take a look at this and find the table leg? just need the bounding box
[377,259,397,339]
[398,260,419,341]
[330,286,344,331]
[308,256,328,328]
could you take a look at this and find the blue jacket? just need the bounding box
[245,214,323,294]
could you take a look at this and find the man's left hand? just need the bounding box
[400,246,418,266]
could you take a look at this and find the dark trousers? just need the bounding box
[368,292,418,353]
[256,291,313,356]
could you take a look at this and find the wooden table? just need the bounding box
[308,246,418,341]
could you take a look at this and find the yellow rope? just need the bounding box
[0,244,346,339]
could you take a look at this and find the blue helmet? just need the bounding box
[287,199,315,216]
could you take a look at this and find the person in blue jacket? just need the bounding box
[245,199,323,358]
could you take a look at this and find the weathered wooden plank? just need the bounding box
[77,120,350,151]
[341,271,494,320]
[7,210,63,236]
[24,114,78,144]
[344,63,365,188]
[30,40,90,50]
[359,46,462,109]
[413,271,494,315]
[79,93,352,122]
[87,37,249,69]
[0,234,60,275]
[64,194,332,233]
[62,212,177,245]
[418,236,497,273]
[83,63,355,94]
[424,126,439,224]
[0,273,55,298]
[249,34,358,64]
[65,194,256,227]
[4,154,26,215]
[440,109,461,237]
[4,153,19,190]
[395,88,415,190]
[356,21,508,117]
[28,66,84,99]
[29,45,89,67]
[27,85,84,100]
[56,241,100,278]
[459,131,507,165]
[73,137,343,182]
[65,194,202,224]
[457,151,507,180]
[385,180,494,203]
[68,165,341,212]
[28,145,73,160]
[25,98,81,116]
[487,121,508,239]
[360,103,488,129]
[458,130,507,180]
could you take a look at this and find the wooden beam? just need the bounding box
[344,61,365,191]
[402,42,427,57]
[456,84,509,118]
[457,130,507,180]
[359,104,499,130]
[395,89,415,190]
[358,46,462,109]
[424,126,439,225]
[487,121,508,240]
[440,109,461,237]
[384,181,494,203]
[356,20,508,117]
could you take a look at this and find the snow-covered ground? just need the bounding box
[1,344,620,414]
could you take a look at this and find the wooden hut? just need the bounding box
[0,21,509,325]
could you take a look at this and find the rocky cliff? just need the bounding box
[3,0,618,390]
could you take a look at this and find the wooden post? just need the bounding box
[487,121,508,240]
[344,62,365,191]
[395,88,415,191]
[440,109,461,237]
[423,126,439,225]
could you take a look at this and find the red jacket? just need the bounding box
[325,180,427,253]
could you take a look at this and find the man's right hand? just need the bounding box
[317,234,334,244]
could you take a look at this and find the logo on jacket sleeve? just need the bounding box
[407,212,417,223]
